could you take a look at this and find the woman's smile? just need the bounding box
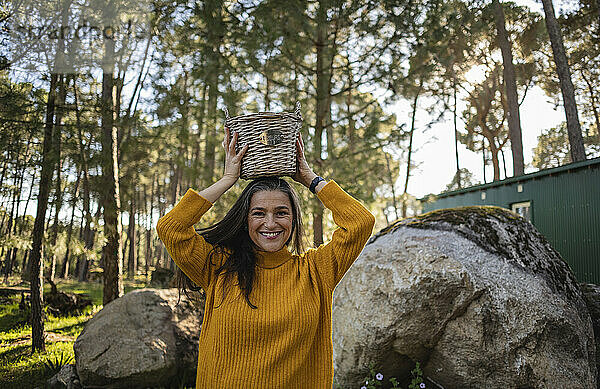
[259,231,282,239]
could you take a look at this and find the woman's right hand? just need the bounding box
[197,127,248,203]
[222,127,249,183]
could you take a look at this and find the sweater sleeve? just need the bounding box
[155,188,218,291]
[304,181,375,292]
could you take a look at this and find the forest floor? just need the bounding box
[0,275,148,389]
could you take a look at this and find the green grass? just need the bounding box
[0,276,151,388]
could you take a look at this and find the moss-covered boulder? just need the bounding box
[74,288,204,388]
[332,206,596,389]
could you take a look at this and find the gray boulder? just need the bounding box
[332,206,596,389]
[47,364,81,389]
[74,288,204,388]
[580,282,600,388]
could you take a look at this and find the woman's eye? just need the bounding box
[252,212,264,217]
[277,211,289,216]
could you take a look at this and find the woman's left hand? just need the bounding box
[293,133,318,188]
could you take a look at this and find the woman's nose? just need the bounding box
[264,214,277,228]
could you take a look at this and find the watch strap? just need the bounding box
[309,176,325,194]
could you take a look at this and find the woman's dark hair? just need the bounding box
[175,177,304,309]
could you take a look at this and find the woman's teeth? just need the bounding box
[260,232,281,238]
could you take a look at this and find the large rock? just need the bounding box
[580,282,600,388]
[332,206,596,389]
[47,364,81,389]
[74,288,204,388]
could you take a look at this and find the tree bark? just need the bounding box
[121,212,128,267]
[144,183,152,278]
[203,66,219,187]
[482,136,487,184]
[135,191,141,276]
[19,154,35,280]
[597,0,600,37]
[127,195,136,279]
[453,79,461,188]
[492,0,524,176]
[202,2,223,188]
[100,23,124,305]
[312,0,331,247]
[541,0,586,161]
[30,72,59,353]
[402,82,422,218]
[48,77,66,281]
[489,137,501,180]
[383,150,399,220]
[193,83,207,186]
[59,170,81,279]
[156,176,167,268]
[73,81,94,282]
[3,153,20,281]
[579,69,600,143]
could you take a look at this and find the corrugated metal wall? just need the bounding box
[422,161,600,284]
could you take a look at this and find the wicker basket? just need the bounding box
[223,102,302,180]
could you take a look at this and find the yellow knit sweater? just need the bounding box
[156,181,375,389]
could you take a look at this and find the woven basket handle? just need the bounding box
[294,102,302,121]
[223,106,230,120]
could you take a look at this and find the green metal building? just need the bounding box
[420,157,600,284]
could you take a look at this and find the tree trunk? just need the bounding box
[127,195,136,279]
[488,137,501,181]
[100,29,123,305]
[312,0,331,247]
[192,83,207,186]
[265,74,271,111]
[121,212,129,267]
[156,176,167,268]
[482,136,487,184]
[579,69,600,143]
[48,84,65,281]
[383,150,399,220]
[402,83,422,218]
[346,70,356,153]
[135,191,141,276]
[144,184,152,278]
[493,0,524,176]
[3,154,20,281]
[202,2,223,188]
[501,148,507,178]
[60,170,81,278]
[172,71,189,204]
[149,175,156,269]
[452,76,461,188]
[19,157,35,280]
[597,0,600,37]
[541,0,586,162]
[203,64,219,187]
[30,72,59,353]
[74,82,94,282]
[0,159,7,227]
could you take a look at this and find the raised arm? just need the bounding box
[292,134,375,291]
[156,128,248,290]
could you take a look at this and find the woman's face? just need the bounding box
[248,190,293,252]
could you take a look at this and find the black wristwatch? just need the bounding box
[309,176,326,194]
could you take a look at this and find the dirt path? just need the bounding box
[6,331,76,347]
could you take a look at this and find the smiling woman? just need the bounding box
[248,191,293,252]
[156,127,375,389]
